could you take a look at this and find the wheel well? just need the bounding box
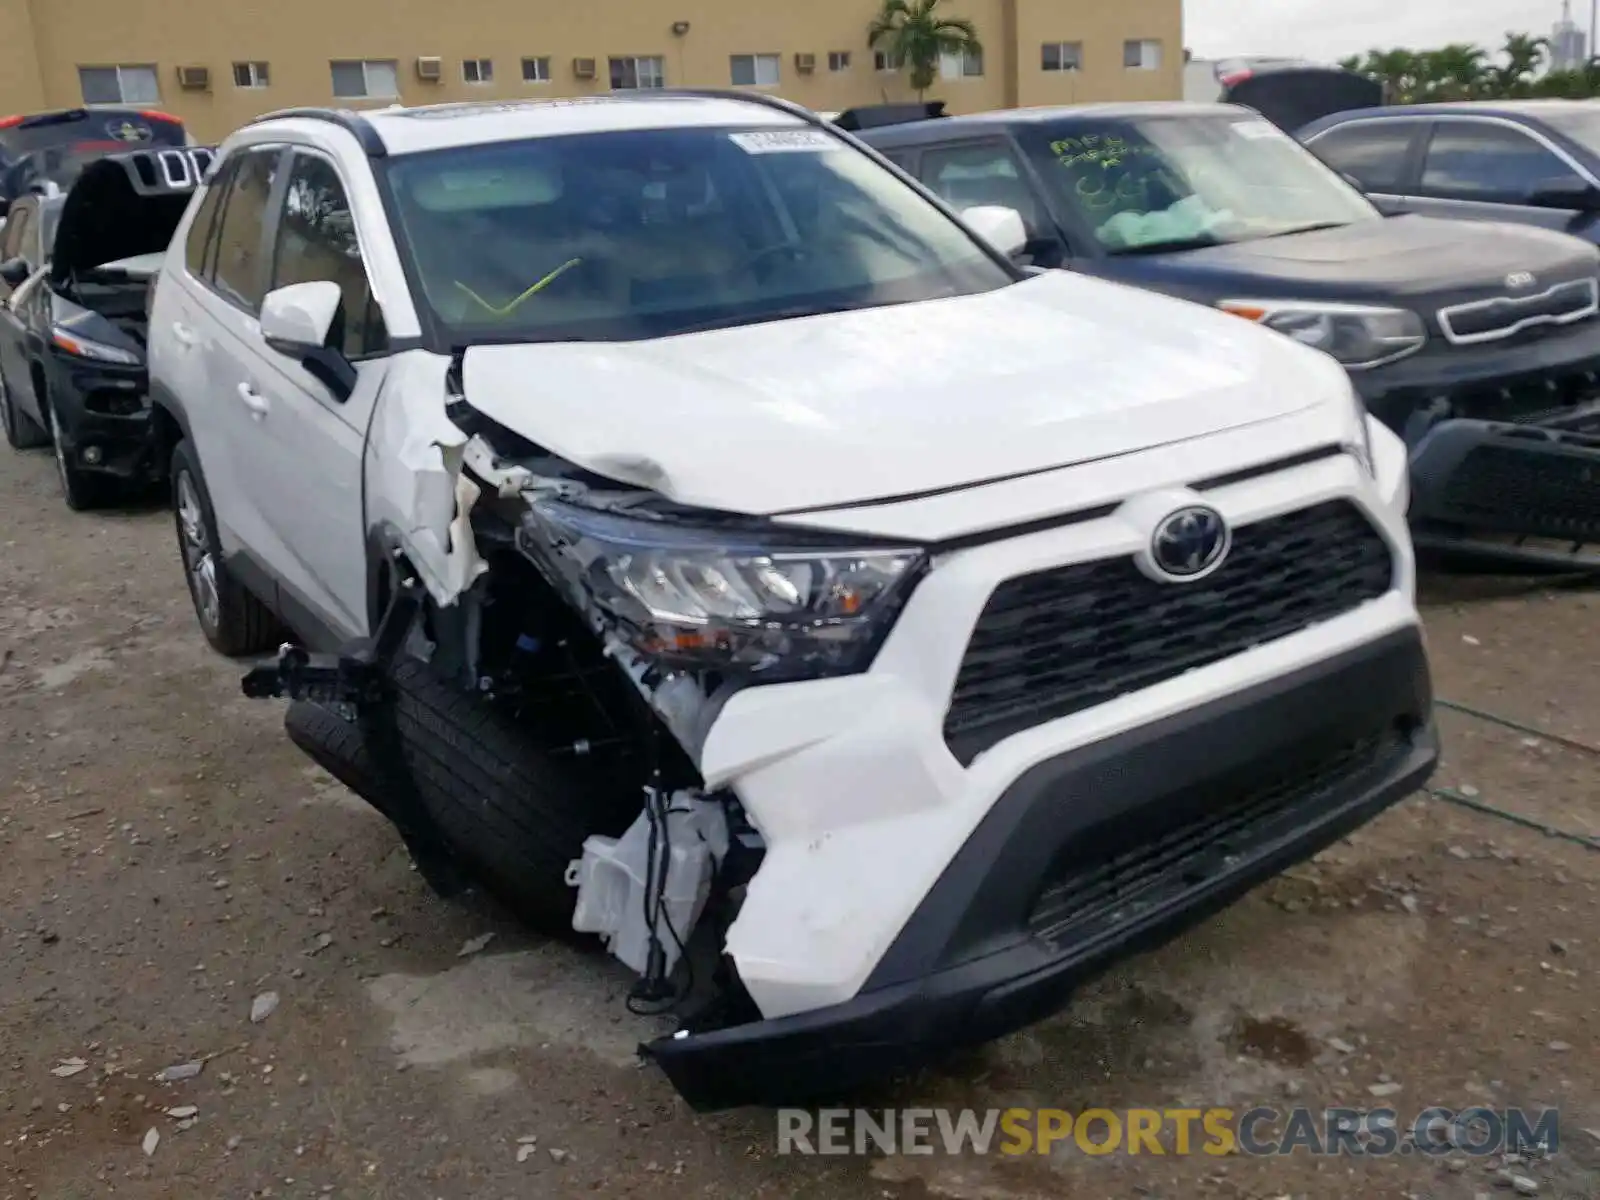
[148,404,182,471]
[28,362,47,421]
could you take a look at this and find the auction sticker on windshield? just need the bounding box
[729,129,840,153]
[1231,121,1285,140]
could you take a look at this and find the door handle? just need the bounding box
[237,382,269,416]
[171,321,198,347]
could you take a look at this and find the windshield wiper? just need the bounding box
[666,302,863,337]
[1110,235,1225,256]
[1261,221,1352,239]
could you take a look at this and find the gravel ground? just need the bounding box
[1,442,1597,1200]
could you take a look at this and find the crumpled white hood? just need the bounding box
[462,271,1344,515]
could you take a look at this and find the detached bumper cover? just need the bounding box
[643,626,1437,1110]
[1352,327,1600,565]
[1407,402,1600,565]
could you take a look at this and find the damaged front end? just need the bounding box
[244,356,932,1085]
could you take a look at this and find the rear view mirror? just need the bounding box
[1526,178,1600,212]
[961,205,1028,259]
[0,257,31,288]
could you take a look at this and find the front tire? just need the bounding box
[0,368,49,450]
[381,656,640,930]
[45,387,109,511]
[171,439,284,656]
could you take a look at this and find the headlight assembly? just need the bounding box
[517,498,926,680]
[1219,300,1426,369]
[51,327,141,366]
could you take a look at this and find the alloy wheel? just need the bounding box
[176,471,221,633]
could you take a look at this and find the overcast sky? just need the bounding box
[1186,0,1577,61]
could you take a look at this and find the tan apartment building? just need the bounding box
[1,0,1182,143]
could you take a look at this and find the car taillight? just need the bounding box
[0,115,24,129]
[138,109,182,126]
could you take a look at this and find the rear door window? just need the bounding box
[209,148,283,312]
[1305,121,1422,193]
[184,162,232,282]
[1419,121,1582,203]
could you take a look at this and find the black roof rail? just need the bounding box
[646,88,832,129]
[245,107,388,157]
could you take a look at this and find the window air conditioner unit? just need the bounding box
[794,52,816,73]
[176,65,211,91]
[416,56,443,82]
[573,57,597,79]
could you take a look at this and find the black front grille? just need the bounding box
[1440,444,1600,539]
[944,501,1393,764]
[1028,732,1390,948]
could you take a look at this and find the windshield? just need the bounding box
[1541,109,1600,158]
[1018,113,1379,254]
[381,125,1012,343]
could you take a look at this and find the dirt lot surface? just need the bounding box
[2,442,1597,1200]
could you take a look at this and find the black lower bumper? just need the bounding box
[1352,333,1600,568]
[50,360,160,481]
[1406,403,1600,568]
[644,626,1438,1110]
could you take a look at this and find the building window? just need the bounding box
[1124,39,1162,69]
[730,54,781,86]
[463,58,493,84]
[873,50,902,72]
[939,47,984,79]
[330,59,399,99]
[828,51,851,71]
[232,61,270,88]
[609,56,665,89]
[522,56,551,83]
[1041,42,1083,71]
[78,65,161,105]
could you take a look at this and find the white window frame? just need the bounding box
[828,51,851,72]
[730,53,781,87]
[232,61,270,89]
[330,59,400,100]
[1124,39,1162,70]
[1041,41,1082,72]
[873,50,902,73]
[462,57,493,84]
[521,56,551,83]
[939,47,984,79]
[78,64,161,105]
[609,55,665,90]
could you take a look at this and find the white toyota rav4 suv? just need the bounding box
[147,92,1438,1110]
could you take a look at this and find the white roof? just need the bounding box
[347,95,807,155]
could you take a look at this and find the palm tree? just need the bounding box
[1361,48,1423,103]
[1420,43,1489,99]
[1494,32,1549,96]
[867,0,982,100]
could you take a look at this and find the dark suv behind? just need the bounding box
[858,103,1600,570]
[0,106,187,211]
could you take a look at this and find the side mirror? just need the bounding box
[260,280,356,401]
[0,257,31,288]
[1526,178,1600,212]
[961,204,1028,259]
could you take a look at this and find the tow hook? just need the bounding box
[240,577,425,703]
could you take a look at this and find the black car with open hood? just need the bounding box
[0,145,213,510]
[859,102,1600,571]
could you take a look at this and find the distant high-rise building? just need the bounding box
[1551,0,1588,71]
